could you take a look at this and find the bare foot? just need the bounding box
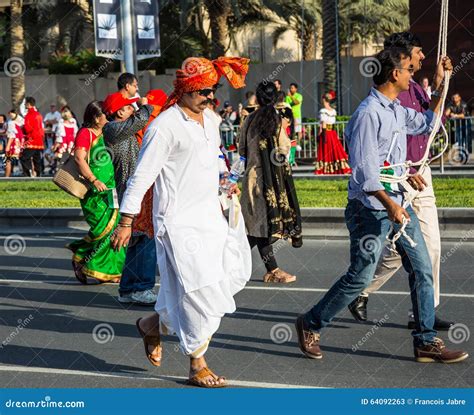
[188,356,226,387]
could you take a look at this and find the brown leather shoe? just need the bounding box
[414,337,469,363]
[263,268,296,283]
[295,315,322,359]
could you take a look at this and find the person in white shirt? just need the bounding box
[111,56,251,388]
[44,104,62,147]
[44,104,61,131]
[4,110,24,177]
[421,77,432,99]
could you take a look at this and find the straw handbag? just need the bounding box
[53,130,91,199]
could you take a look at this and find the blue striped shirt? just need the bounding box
[344,87,436,210]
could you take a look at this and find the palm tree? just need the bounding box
[34,0,94,56]
[338,0,409,47]
[321,0,337,92]
[321,0,409,96]
[203,0,232,58]
[183,0,274,59]
[10,0,25,109]
[264,0,321,61]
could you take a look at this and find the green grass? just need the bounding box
[1,178,474,208]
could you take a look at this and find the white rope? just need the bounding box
[384,0,450,248]
[387,216,417,252]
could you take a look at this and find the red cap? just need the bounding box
[103,92,139,115]
[145,89,168,107]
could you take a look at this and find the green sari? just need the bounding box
[67,132,126,282]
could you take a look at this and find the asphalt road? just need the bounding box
[0,235,472,388]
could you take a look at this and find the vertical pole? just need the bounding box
[300,0,304,89]
[335,0,342,114]
[121,0,135,74]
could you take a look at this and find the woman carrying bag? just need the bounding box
[239,82,303,284]
[67,100,126,284]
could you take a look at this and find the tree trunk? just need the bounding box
[204,0,231,58]
[302,26,316,61]
[322,0,336,92]
[10,0,25,110]
[56,0,94,54]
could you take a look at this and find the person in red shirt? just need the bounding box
[20,96,45,176]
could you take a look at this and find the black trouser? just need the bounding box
[247,236,277,272]
[20,149,42,177]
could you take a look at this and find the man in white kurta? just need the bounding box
[112,56,251,387]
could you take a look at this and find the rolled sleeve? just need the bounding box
[405,107,436,135]
[347,111,384,194]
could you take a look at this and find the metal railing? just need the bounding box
[224,116,474,167]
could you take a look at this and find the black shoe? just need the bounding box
[407,315,455,331]
[434,315,455,331]
[348,295,368,322]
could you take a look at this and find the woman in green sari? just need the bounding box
[67,100,126,284]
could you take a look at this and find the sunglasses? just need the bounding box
[195,88,217,97]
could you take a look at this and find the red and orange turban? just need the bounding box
[162,56,250,111]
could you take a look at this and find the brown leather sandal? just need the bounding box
[136,318,162,367]
[187,367,227,388]
[263,268,296,283]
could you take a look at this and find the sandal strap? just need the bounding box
[192,367,215,381]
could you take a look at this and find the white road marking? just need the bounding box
[0,364,320,389]
[0,279,472,298]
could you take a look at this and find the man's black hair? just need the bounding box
[373,47,410,86]
[384,32,422,55]
[289,82,298,89]
[117,72,137,90]
[25,96,36,106]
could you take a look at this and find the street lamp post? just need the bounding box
[120,0,136,74]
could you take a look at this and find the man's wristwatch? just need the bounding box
[431,89,442,98]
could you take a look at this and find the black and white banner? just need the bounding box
[93,0,161,61]
[134,0,161,60]
[93,0,123,59]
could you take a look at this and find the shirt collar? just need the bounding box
[370,87,400,108]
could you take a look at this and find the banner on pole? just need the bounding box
[133,0,161,60]
[93,0,123,60]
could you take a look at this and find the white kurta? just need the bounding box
[120,104,252,357]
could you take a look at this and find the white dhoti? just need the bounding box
[120,105,252,357]
[156,212,251,357]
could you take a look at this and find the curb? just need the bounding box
[1,208,473,241]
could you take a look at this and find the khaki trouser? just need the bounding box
[364,165,441,307]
